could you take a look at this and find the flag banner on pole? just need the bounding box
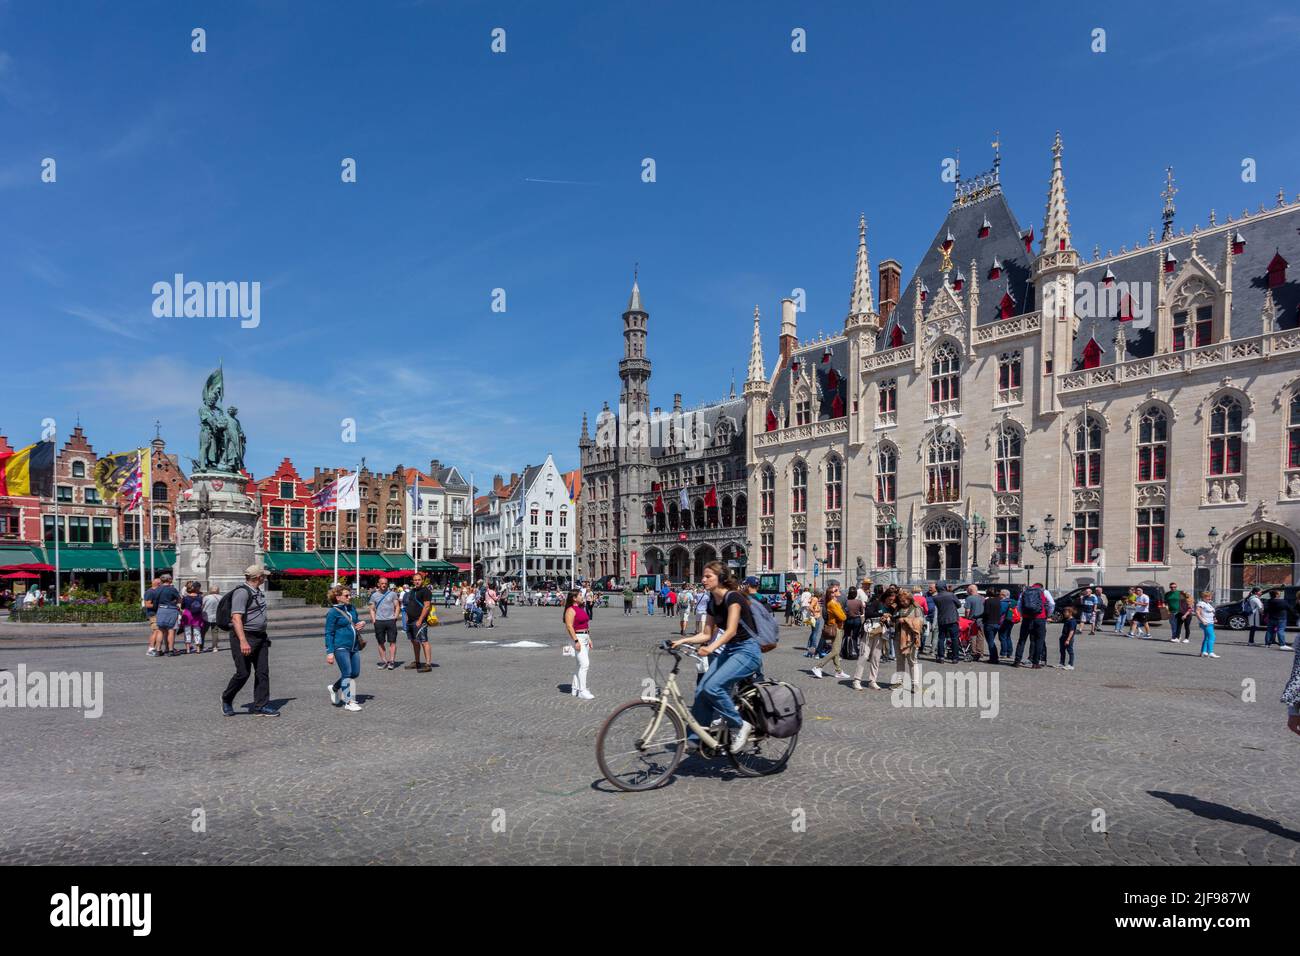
[703,484,718,509]
[93,449,148,509]
[311,478,339,511]
[0,441,55,498]
[336,472,360,510]
[679,488,689,511]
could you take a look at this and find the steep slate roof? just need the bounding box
[879,185,1033,349]
[768,336,850,426]
[510,464,546,503]
[1071,206,1300,367]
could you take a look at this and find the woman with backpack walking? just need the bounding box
[810,583,849,681]
[325,584,367,712]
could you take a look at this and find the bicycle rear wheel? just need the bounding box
[596,700,686,792]
[727,693,797,777]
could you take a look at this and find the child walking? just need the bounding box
[1057,606,1078,670]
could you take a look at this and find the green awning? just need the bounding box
[420,560,458,572]
[44,547,126,572]
[121,549,177,571]
[335,552,394,571]
[264,551,325,572]
[0,545,43,568]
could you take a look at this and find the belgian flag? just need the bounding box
[0,441,55,497]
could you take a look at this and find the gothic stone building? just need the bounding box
[580,280,750,585]
[744,133,1300,597]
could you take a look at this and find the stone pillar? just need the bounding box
[176,473,259,594]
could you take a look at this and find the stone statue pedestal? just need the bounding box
[176,472,262,593]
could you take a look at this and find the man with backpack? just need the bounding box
[1013,582,1054,668]
[220,565,278,716]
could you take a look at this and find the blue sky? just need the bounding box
[2,0,1296,483]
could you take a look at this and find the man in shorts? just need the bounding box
[1127,586,1151,639]
[1080,587,1099,635]
[369,576,401,671]
[143,576,161,657]
[404,571,435,672]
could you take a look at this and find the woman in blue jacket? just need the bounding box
[325,584,366,712]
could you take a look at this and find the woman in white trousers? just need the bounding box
[563,589,594,700]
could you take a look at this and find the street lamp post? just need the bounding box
[883,517,900,586]
[1024,514,1071,592]
[1175,526,1220,598]
[812,542,820,587]
[968,513,987,580]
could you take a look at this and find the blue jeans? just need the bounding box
[998,621,1014,657]
[691,640,762,736]
[806,616,824,654]
[938,622,960,661]
[332,645,360,699]
[647,598,654,615]
[1266,620,1287,646]
[1059,634,1075,666]
[1114,609,1127,633]
[1199,622,1216,655]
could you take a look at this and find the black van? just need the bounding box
[1052,585,1166,625]
[1214,586,1300,630]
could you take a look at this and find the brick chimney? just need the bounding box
[878,259,902,326]
[429,459,441,475]
[779,297,797,366]
[493,474,504,493]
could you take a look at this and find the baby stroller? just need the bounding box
[465,601,484,627]
[957,617,977,661]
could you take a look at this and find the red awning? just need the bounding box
[452,562,472,571]
[0,563,55,572]
[1,571,41,579]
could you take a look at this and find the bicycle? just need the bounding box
[595,640,798,791]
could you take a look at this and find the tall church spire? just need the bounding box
[627,263,644,313]
[746,305,765,383]
[1041,131,1071,253]
[848,214,874,317]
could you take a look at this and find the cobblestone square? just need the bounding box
[1,606,1296,865]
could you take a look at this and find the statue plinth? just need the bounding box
[176,472,261,593]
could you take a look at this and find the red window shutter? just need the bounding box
[1154,445,1166,480]
[1138,451,1150,483]
[890,326,904,348]
[999,292,1014,319]
[831,394,844,418]
[1268,252,1288,288]
[1288,430,1300,468]
[1210,441,1223,475]
[1082,339,1101,369]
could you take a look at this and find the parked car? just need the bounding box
[1052,585,1165,624]
[1214,587,1300,630]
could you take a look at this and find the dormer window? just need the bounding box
[890,325,905,348]
[978,216,991,239]
[1117,292,1136,323]
[942,230,955,253]
[919,282,929,303]
[790,360,800,374]
[1232,231,1246,255]
[1021,227,1034,255]
[1164,250,1178,274]
[988,257,1002,281]
[765,409,777,432]
[1058,237,1067,251]
[826,368,839,390]
[821,347,832,364]
[1102,267,1116,287]
[999,290,1015,320]
[953,270,965,292]
[1268,250,1288,289]
[831,393,845,418]
[1081,337,1102,370]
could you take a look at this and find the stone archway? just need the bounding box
[668,546,691,582]
[693,544,718,582]
[643,548,665,577]
[923,514,964,584]
[1222,523,1298,599]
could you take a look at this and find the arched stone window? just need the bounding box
[791,461,807,513]
[876,443,897,503]
[1073,414,1103,489]
[825,455,843,510]
[929,341,961,416]
[994,424,1021,493]
[760,467,775,517]
[926,436,961,504]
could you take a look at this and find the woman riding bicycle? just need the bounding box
[670,560,761,754]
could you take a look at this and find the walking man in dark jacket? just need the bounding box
[221,565,278,716]
[932,586,961,663]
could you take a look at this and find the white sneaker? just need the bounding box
[730,720,754,753]
[1281,644,1294,650]
[1207,653,1220,659]
[1064,664,1074,670]
[1181,638,1189,643]
[1201,652,1209,657]
[835,671,851,680]
[810,667,824,679]
[1170,637,1178,642]
[146,648,156,657]
[343,700,362,711]
[578,690,595,700]
[327,684,338,705]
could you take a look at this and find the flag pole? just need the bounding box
[354,458,363,593]
[469,472,475,585]
[137,449,146,604]
[332,472,340,586]
[53,484,61,605]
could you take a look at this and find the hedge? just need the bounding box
[10,604,146,624]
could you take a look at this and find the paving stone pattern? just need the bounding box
[1,606,1296,865]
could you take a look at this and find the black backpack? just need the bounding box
[213,584,255,631]
[1021,586,1044,616]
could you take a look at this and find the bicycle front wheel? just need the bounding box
[596,700,686,792]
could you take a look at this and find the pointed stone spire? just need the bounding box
[579,412,593,449]
[1041,131,1071,253]
[627,265,644,313]
[746,305,766,383]
[1161,167,1177,241]
[1262,288,1276,333]
[848,214,874,318]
